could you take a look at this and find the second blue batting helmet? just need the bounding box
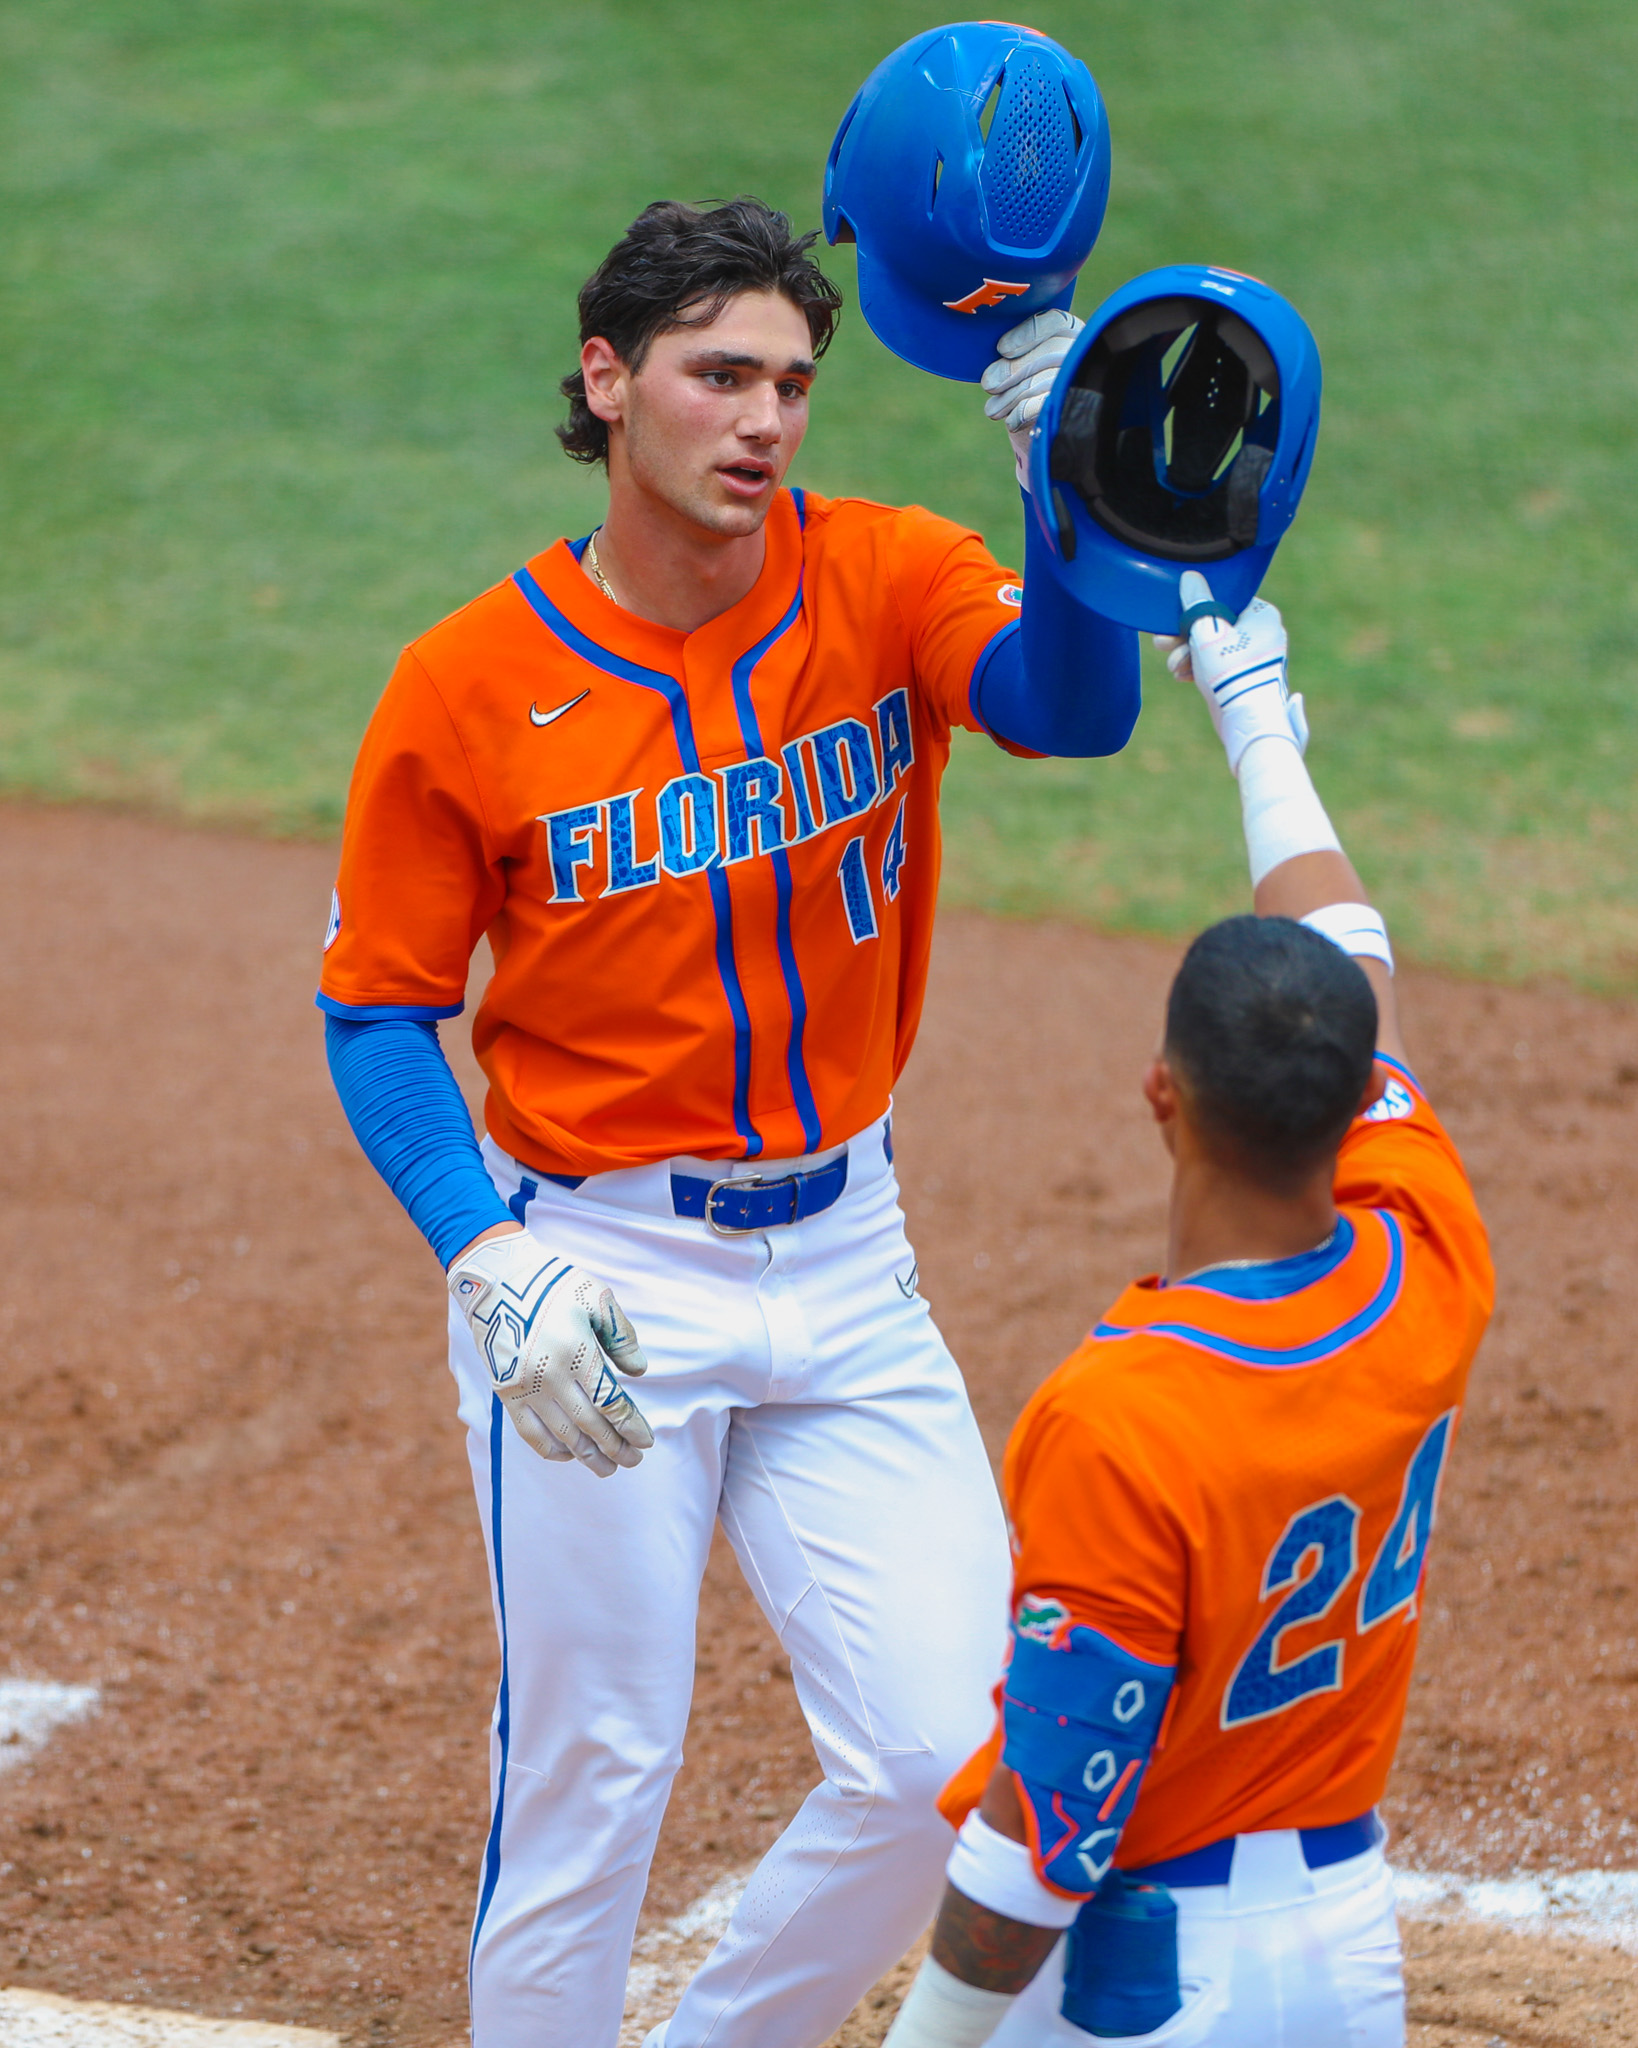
[823,23,1111,383]
[1028,266,1322,631]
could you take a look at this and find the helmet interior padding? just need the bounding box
[1050,297,1282,562]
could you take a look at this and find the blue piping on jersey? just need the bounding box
[511,563,762,1158]
[727,577,823,1153]
[1376,1052,1423,1094]
[1165,1217,1356,1301]
[470,1397,512,1980]
[1093,1212,1406,1368]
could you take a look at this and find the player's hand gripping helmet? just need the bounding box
[823,22,1111,383]
[1028,266,1322,631]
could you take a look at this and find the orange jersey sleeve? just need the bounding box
[879,503,1024,740]
[1335,1057,1495,1316]
[322,646,505,1014]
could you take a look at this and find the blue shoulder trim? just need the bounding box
[316,991,463,1022]
[1095,1214,1406,1368]
[1375,1051,1422,1091]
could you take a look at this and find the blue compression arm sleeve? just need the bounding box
[324,1014,513,1269]
[971,510,1141,757]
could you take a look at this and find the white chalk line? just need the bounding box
[0,1680,100,1773]
[0,1989,338,2047]
[621,1869,751,2045]
[1394,1867,1638,1952]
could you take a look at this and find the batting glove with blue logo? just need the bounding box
[1162,570,1309,775]
[448,1233,653,1477]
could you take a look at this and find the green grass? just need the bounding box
[1,0,1635,984]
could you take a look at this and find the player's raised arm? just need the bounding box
[961,309,1146,760]
[1158,571,1407,1066]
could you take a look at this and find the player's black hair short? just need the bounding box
[558,197,844,467]
[1164,916,1379,1189]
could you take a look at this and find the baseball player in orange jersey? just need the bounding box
[881,573,1494,2048]
[318,198,1139,2048]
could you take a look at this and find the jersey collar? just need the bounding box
[1165,1218,1353,1300]
[519,488,806,677]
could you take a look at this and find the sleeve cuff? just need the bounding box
[315,992,465,1022]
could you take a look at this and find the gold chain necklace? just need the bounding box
[584,529,619,606]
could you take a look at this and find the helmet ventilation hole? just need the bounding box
[979,50,1079,249]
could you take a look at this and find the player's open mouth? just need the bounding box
[719,461,774,496]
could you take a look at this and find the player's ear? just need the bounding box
[580,336,627,426]
[1142,1057,1180,1127]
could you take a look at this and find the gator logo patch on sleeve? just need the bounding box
[1015,1595,1071,1643]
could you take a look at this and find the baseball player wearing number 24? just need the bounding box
[884,579,1495,2048]
[318,199,1140,2048]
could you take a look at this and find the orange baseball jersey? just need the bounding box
[941,1061,1494,1874]
[319,487,1024,1177]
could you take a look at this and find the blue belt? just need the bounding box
[670,1151,850,1234]
[1128,1811,1381,1889]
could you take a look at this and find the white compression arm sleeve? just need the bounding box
[882,1957,1019,2048]
[1237,733,1342,887]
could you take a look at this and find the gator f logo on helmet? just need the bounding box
[823,22,1111,383]
[1029,265,1322,631]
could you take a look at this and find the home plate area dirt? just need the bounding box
[1,805,1635,2045]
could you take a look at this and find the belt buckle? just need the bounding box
[704,1174,767,1236]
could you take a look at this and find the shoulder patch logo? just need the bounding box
[530,689,590,729]
[323,887,342,953]
[1015,1595,1070,1644]
[997,583,1023,607]
[1364,1077,1415,1124]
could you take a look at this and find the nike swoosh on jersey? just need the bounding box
[529,690,590,728]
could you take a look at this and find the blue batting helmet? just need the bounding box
[823,23,1111,383]
[1028,266,1322,631]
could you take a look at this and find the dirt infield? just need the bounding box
[1,804,1635,2045]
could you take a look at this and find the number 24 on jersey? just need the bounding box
[1221,1410,1457,1730]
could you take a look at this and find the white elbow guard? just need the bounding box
[1300,901,1395,973]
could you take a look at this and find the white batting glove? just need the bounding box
[1157,570,1309,775]
[982,310,1083,491]
[982,310,1083,431]
[448,1232,654,1477]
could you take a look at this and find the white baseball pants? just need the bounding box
[988,1834,1405,2048]
[450,1120,1013,2048]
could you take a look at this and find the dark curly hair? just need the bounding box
[558,197,844,467]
